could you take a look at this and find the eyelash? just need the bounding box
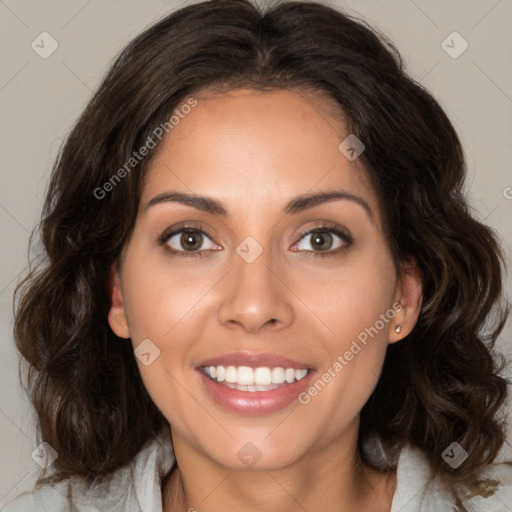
[296,223,352,259]
[158,222,353,259]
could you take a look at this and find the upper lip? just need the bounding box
[198,351,313,370]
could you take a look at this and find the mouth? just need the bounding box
[196,352,315,414]
[200,365,309,392]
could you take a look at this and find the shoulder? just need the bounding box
[1,471,136,512]
[451,458,512,512]
[2,428,175,512]
[391,443,512,512]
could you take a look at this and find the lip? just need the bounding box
[197,351,313,370]
[198,368,315,415]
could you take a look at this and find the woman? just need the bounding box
[6,0,512,510]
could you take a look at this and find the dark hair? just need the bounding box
[14,0,510,488]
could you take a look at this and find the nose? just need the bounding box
[216,244,294,335]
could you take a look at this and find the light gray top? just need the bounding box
[3,428,512,511]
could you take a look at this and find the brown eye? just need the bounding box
[179,231,204,251]
[160,226,219,255]
[309,231,334,251]
[291,224,353,257]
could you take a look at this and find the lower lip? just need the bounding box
[198,370,314,415]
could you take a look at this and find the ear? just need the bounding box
[388,256,423,344]
[107,261,131,339]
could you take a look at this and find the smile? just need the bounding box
[197,356,315,414]
[201,365,309,392]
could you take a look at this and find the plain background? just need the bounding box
[0,0,511,505]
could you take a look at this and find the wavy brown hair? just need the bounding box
[14,0,510,488]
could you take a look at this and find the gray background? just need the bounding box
[0,0,511,504]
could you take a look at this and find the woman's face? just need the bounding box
[109,88,421,471]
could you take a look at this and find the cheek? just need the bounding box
[307,245,396,399]
[119,245,222,418]
[301,243,396,347]
[121,247,219,342]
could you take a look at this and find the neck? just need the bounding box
[162,426,396,512]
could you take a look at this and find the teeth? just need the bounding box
[223,382,280,391]
[238,366,254,385]
[225,366,237,383]
[271,367,285,384]
[254,367,272,385]
[202,365,309,387]
[295,369,308,380]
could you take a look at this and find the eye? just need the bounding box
[158,222,352,258]
[159,225,220,257]
[291,224,352,257]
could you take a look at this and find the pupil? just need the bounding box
[182,231,201,250]
[312,232,332,250]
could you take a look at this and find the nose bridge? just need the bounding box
[216,236,294,332]
[235,238,274,293]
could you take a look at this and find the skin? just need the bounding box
[108,88,423,512]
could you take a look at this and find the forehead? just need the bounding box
[142,88,379,221]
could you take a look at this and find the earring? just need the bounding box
[395,325,402,333]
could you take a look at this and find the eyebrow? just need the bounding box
[144,190,373,221]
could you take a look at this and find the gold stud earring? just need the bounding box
[395,325,402,333]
